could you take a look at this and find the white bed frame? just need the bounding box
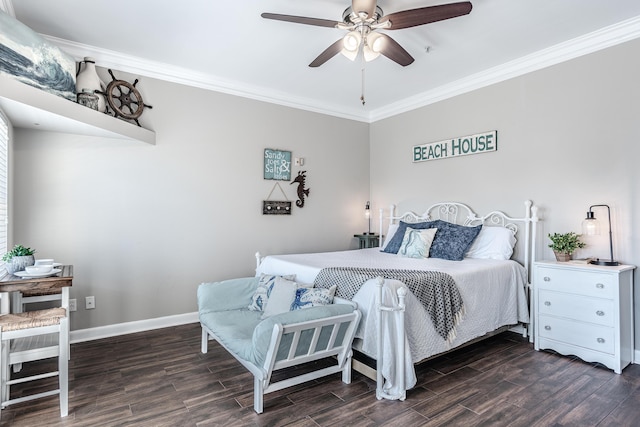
[256,200,540,402]
[368,200,539,400]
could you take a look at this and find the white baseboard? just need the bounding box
[69,311,199,343]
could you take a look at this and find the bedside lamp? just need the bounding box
[364,201,372,235]
[582,204,619,266]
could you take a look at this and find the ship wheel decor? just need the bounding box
[99,69,153,126]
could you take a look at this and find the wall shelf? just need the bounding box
[0,75,155,145]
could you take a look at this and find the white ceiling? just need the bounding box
[6,0,640,122]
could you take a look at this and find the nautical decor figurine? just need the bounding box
[291,171,310,208]
[76,57,107,112]
[98,69,153,126]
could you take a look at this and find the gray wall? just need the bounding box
[12,70,370,330]
[10,38,640,348]
[370,38,640,344]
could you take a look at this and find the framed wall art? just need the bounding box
[264,148,291,181]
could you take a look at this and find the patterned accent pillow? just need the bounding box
[261,276,298,318]
[381,220,437,254]
[291,285,337,310]
[248,274,295,311]
[429,221,483,261]
[397,227,438,259]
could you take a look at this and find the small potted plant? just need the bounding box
[548,232,586,262]
[2,244,36,274]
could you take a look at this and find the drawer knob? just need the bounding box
[597,338,605,344]
[596,310,605,316]
[596,283,604,289]
[543,277,551,282]
[544,325,551,331]
[544,301,551,306]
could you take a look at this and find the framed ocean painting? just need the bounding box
[0,10,76,101]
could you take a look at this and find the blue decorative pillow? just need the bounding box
[382,220,437,254]
[291,285,337,310]
[429,221,483,261]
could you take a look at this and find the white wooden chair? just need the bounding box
[11,289,67,373]
[0,307,69,417]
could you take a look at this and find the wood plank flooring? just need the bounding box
[1,323,639,426]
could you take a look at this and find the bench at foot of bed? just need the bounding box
[198,277,362,413]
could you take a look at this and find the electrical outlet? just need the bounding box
[85,296,95,310]
[69,298,77,312]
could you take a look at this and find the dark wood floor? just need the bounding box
[1,323,639,426]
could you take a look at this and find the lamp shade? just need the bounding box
[582,211,599,235]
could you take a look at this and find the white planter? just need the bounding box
[5,255,35,274]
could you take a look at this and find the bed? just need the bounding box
[255,200,539,400]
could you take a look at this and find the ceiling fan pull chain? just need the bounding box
[360,65,366,106]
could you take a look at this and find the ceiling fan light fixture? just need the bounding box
[363,31,384,62]
[363,44,380,62]
[368,31,384,50]
[342,30,361,52]
[340,47,359,61]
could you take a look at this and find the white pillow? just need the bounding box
[397,227,438,259]
[465,226,517,260]
[381,223,399,250]
[248,273,295,311]
[261,276,298,318]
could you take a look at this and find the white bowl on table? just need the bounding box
[25,265,54,275]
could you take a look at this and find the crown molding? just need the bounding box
[369,15,640,122]
[40,14,640,124]
[43,35,370,123]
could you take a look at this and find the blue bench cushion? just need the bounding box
[199,304,354,367]
[198,277,259,314]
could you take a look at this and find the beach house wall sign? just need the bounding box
[413,131,497,163]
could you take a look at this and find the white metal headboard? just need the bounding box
[379,200,539,281]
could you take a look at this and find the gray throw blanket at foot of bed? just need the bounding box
[313,267,464,342]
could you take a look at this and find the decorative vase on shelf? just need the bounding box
[5,255,35,274]
[554,251,571,262]
[76,57,106,112]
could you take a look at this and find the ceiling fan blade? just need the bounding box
[382,2,472,30]
[352,0,377,19]
[261,13,339,28]
[309,39,344,67]
[377,34,414,66]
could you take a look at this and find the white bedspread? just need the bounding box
[256,248,530,392]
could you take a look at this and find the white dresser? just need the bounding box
[533,261,636,374]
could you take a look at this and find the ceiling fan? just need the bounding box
[262,0,473,67]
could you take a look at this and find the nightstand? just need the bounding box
[533,261,636,374]
[354,234,380,249]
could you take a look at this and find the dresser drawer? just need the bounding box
[536,267,615,298]
[538,314,614,354]
[538,290,614,327]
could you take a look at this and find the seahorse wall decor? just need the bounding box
[291,170,310,208]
